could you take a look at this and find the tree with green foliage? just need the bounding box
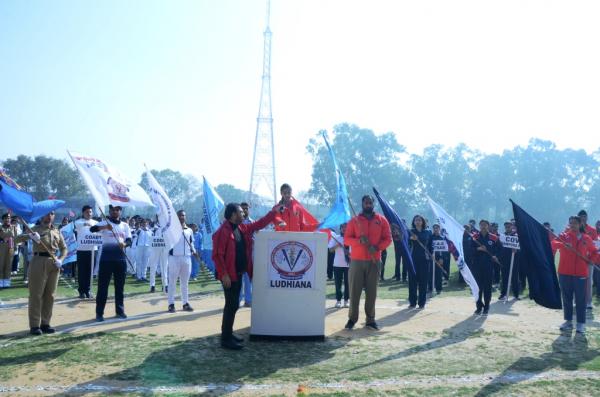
[307,123,414,214]
[1,155,86,201]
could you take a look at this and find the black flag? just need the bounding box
[511,199,562,309]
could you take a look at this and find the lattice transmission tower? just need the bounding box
[248,0,277,206]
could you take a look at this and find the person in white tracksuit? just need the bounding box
[168,210,196,313]
[149,224,169,293]
[135,219,152,281]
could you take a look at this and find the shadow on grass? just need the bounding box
[48,328,348,396]
[474,331,600,396]
[0,348,71,367]
[340,310,488,374]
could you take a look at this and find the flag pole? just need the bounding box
[503,250,516,304]
[548,229,600,269]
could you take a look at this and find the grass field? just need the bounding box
[1,254,600,396]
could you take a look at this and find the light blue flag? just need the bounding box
[201,176,224,236]
[200,176,224,276]
[318,131,352,229]
[59,222,78,264]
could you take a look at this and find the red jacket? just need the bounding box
[212,210,276,282]
[584,224,599,241]
[272,199,318,232]
[552,230,600,277]
[345,213,392,261]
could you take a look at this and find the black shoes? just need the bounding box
[116,312,127,319]
[85,292,93,299]
[30,327,42,336]
[344,320,355,330]
[365,322,380,331]
[182,303,194,312]
[150,286,155,293]
[474,307,482,315]
[232,334,244,343]
[79,293,85,299]
[96,314,104,322]
[168,304,176,313]
[482,308,489,316]
[40,325,55,334]
[221,338,243,350]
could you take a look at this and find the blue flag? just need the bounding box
[201,176,224,245]
[511,199,562,310]
[0,170,65,223]
[318,131,352,229]
[372,187,416,275]
[59,222,78,265]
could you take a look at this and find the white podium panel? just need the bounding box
[250,231,328,340]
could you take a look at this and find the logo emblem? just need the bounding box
[271,241,314,280]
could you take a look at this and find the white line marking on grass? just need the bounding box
[2,371,600,394]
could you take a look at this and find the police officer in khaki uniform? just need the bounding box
[0,213,18,288]
[17,211,67,335]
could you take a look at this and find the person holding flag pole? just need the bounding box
[498,221,521,302]
[551,215,600,335]
[15,211,67,335]
[90,205,133,321]
[167,210,198,313]
[408,215,432,309]
[427,196,480,305]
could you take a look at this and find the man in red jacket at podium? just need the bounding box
[212,203,279,350]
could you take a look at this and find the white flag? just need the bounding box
[68,151,153,208]
[428,196,479,301]
[144,166,183,250]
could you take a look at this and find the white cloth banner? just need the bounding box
[68,151,153,208]
[144,167,183,250]
[268,239,316,289]
[428,196,479,301]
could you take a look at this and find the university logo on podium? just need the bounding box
[269,240,316,289]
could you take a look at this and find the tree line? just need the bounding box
[2,125,599,228]
[307,123,600,229]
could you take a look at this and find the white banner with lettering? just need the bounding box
[432,240,448,252]
[268,239,316,289]
[499,234,520,250]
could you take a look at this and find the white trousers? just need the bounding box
[125,246,136,275]
[168,255,191,305]
[136,246,150,279]
[149,248,169,287]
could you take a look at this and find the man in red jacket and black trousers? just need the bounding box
[212,203,279,349]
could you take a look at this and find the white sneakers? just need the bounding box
[335,300,350,308]
[344,300,349,308]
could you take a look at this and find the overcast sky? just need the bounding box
[1,0,599,196]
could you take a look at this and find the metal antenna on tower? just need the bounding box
[249,0,277,206]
